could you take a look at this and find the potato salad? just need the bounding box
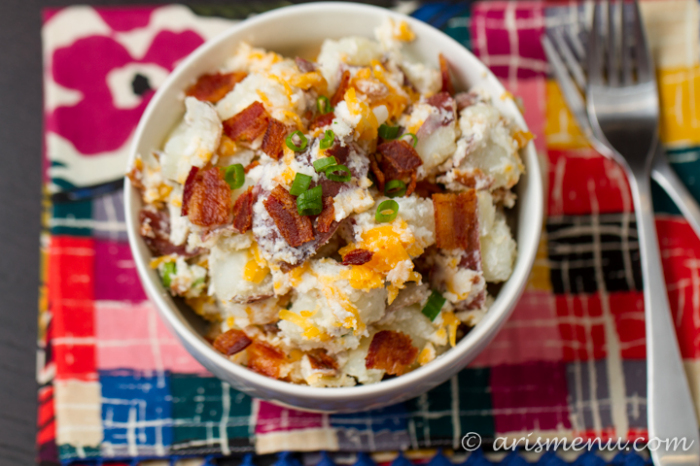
[129,19,529,387]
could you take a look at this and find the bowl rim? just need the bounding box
[125,1,543,403]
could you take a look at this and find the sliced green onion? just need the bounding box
[422,290,446,321]
[378,123,401,140]
[324,164,351,182]
[320,130,335,150]
[385,179,407,198]
[401,132,418,147]
[162,262,177,288]
[317,95,332,114]
[290,173,312,196]
[313,156,337,173]
[286,131,308,152]
[223,163,245,190]
[192,277,205,288]
[296,185,323,216]
[375,199,399,223]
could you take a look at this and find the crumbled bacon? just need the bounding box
[432,190,480,253]
[263,185,314,247]
[406,171,417,197]
[307,349,338,374]
[455,91,481,111]
[331,70,351,106]
[183,166,233,227]
[325,142,349,165]
[244,161,260,173]
[365,330,418,376]
[439,53,453,95]
[342,249,373,266]
[309,112,335,131]
[414,180,444,198]
[316,196,336,234]
[295,56,316,73]
[213,328,252,356]
[247,340,286,378]
[185,71,247,103]
[181,166,199,216]
[261,118,288,160]
[453,168,494,190]
[139,209,191,256]
[232,186,256,234]
[222,101,270,142]
[368,152,386,192]
[376,140,423,181]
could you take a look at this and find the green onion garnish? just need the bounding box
[422,290,446,321]
[296,185,323,216]
[378,123,401,140]
[324,164,351,182]
[320,130,335,150]
[286,131,308,152]
[313,156,337,173]
[385,179,407,198]
[317,96,332,114]
[401,133,418,147]
[375,199,399,223]
[223,163,245,190]
[290,173,312,196]
[162,262,177,288]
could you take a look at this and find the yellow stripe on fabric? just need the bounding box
[544,80,589,150]
[658,65,700,147]
[527,230,552,293]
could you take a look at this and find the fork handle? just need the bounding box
[630,163,700,466]
[651,147,700,240]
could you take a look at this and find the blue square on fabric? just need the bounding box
[100,370,173,455]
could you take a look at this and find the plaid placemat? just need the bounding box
[37,1,700,464]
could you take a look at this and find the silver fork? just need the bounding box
[587,2,699,464]
[542,10,700,239]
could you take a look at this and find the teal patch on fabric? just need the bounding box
[651,179,682,215]
[51,199,92,236]
[170,374,253,452]
[58,444,101,461]
[405,367,495,446]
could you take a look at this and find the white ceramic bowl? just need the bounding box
[125,2,543,413]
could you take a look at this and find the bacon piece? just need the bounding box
[181,166,199,216]
[307,349,338,374]
[325,142,349,165]
[414,180,444,198]
[261,119,288,160]
[185,71,247,103]
[439,53,453,95]
[244,161,260,173]
[232,186,256,234]
[368,152,386,192]
[184,166,233,228]
[139,209,192,257]
[342,249,373,266]
[213,328,252,356]
[295,57,316,73]
[453,168,494,190]
[432,190,480,252]
[222,101,270,142]
[365,330,418,376]
[316,196,336,234]
[405,171,417,197]
[377,140,423,181]
[455,91,481,111]
[263,186,314,247]
[247,340,286,378]
[331,70,351,106]
[309,112,335,131]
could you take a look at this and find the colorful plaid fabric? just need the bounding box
[37,1,700,464]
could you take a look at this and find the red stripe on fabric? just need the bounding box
[37,386,55,445]
[48,236,96,379]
